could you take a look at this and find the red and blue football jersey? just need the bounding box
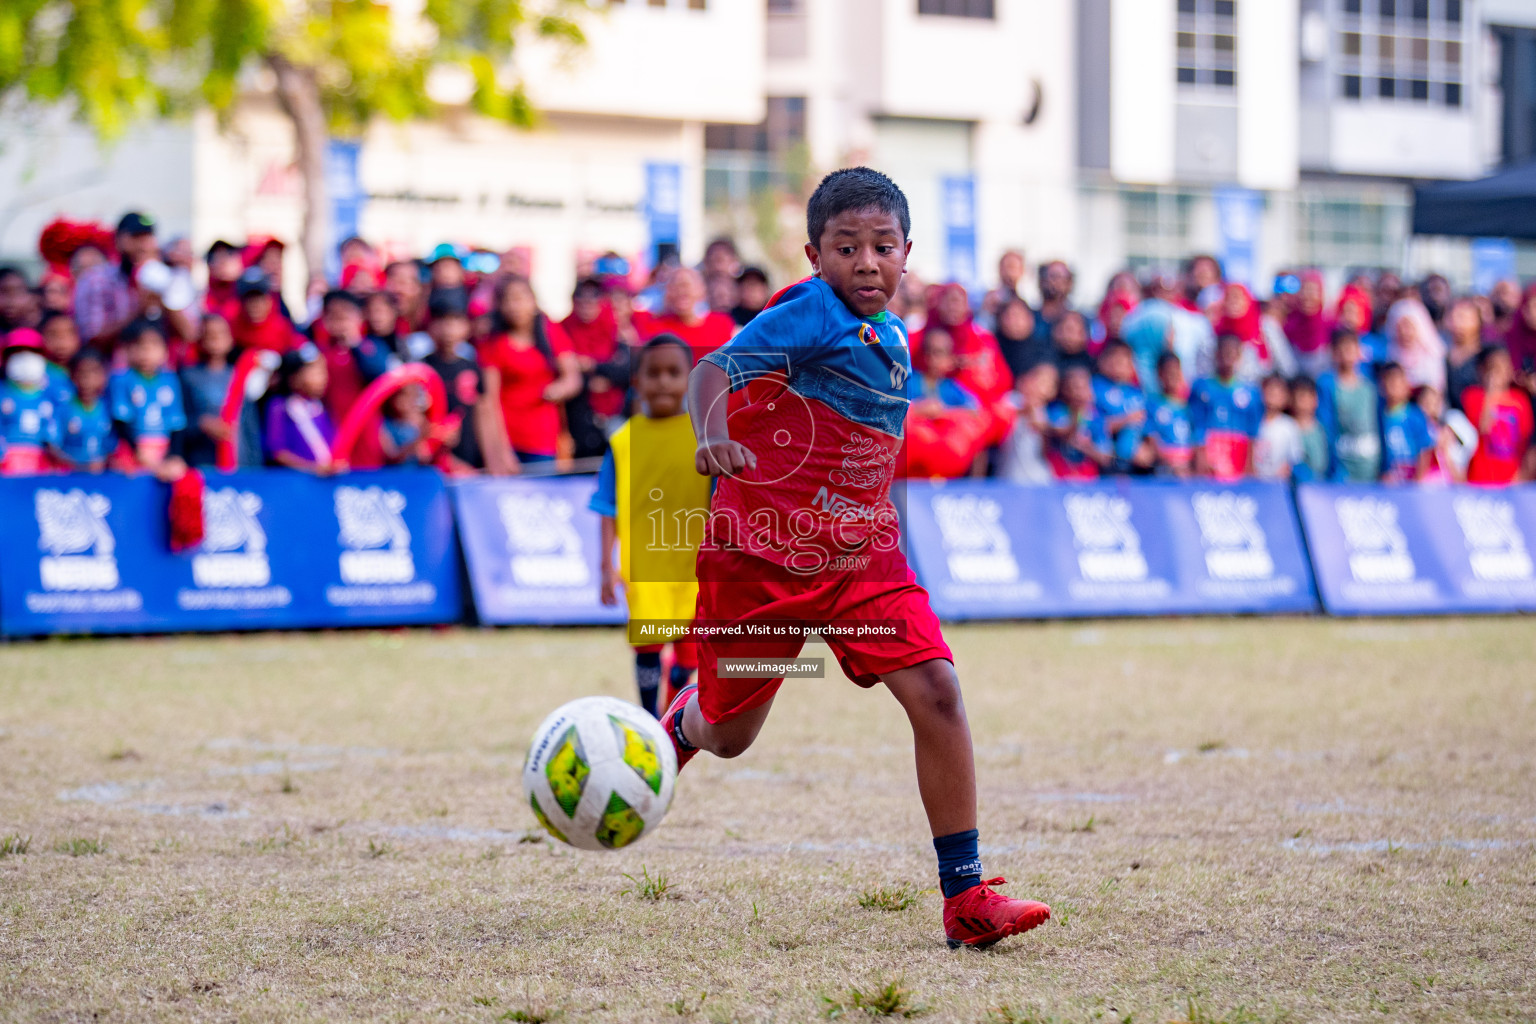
[1190,376,1261,481]
[701,276,911,572]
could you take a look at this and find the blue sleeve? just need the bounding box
[588,449,618,518]
[1245,387,1263,437]
[1413,408,1435,453]
[701,279,825,390]
[107,374,132,424]
[941,379,980,410]
[1188,383,1209,445]
[163,374,187,433]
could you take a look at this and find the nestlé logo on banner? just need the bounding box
[498,491,589,587]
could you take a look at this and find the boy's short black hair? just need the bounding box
[71,347,108,371]
[1475,344,1510,373]
[637,332,693,372]
[1261,372,1290,391]
[1156,350,1183,374]
[1291,374,1318,396]
[38,310,73,334]
[120,319,164,346]
[1330,326,1359,349]
[573,277,604,299]
[1215,332,1243,349]
[1099,338,1132,359]
[806,167,910,246]
[322,289,362,313]
[1377,360,1405,379]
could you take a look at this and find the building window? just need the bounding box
[1336,0,1463,106]
[1177,0,1238,90]
[917,0,995,18]
[1122,187,1195,271]
[1295,192,1409,270]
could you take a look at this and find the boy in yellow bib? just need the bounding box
[592,335,712,715]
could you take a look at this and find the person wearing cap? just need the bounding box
[232,266,299,353]
[73,212,198,349]
[426,244,471,320]
[108,319,188,471]
[203,240,245,324]
[265,342,346,475]
[731,265,771,327]
[0,329,60,474]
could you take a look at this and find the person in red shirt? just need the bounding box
[560,277,630,456]
[1461,345,1535,485]
[637,266,735,362]
[202,240,244,325]
[477,276,583,468]
[385,260,428,334]
[231,267,298,353]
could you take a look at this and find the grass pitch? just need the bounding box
[1,619,1533,1023]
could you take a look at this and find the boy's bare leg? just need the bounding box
[882,658,977,837]
[679,692,776,760]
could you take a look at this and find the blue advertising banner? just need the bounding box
[452,476,626,626]
[1296,484,1536,615]
[940,174,978,290]
[644,161,682,265]
[1470,238,1516,296]
[901,479,1316,619]
[325,139,365,278]
[1214,187,1264,288]
[0,469,461,637]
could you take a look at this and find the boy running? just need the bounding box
[660,168,1051,950]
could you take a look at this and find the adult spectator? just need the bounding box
[705,273,738,316]
[977,249,1025,330]
[0,266,34,333]
[1488,279,1521,341]
[1284,271,1333,380]
[1461,346,1534,485]
[638,267,734,362]
[385,259,428,333]
[1030,260,1075,349]
[561,277,629,457]
[1121,275,1177,388]
[1419,273,1453,329]
[479,276,582,471]
[1384,298,1446,394]
[74,213,197,348]
[1184,254,1224,312]
[919,284,1010,404]
[701,237,741,281]
[1503,283,1536,392]
[732,266,771,327]
[994,297,1044,379]
[1444,297,1484,410]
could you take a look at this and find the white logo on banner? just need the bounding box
[1192,492,1274,580]
[1064,493,1148,582]
[35,489,119,591]
[498,491,589,587]
[1452,495,1534,582]
[1335,496,1415,583]
[193,489,271,588]
[335,486,415,584]
[931,494,1020,584]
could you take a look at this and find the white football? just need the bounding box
[522,696,677,851]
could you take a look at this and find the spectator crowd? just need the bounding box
[0,211,1533,488]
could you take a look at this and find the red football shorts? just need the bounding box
[692,544,953,724]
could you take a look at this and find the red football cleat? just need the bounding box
[661,682,700,771]
[943,877,1051,949]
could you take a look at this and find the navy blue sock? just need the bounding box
[668,662,693,692]
[635,652,662,717]
[933,829,983,898]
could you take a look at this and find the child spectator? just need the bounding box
[1146,352,1194,478]
[1045,364,1111,480]
[38,312,80,405]
[1317,328,1381,482]
[362,290,407,362]
[1050,310,1094,375]
[232,267,297,353]
[994,297,1046,379]
[265,342,346,475]
[1252,374,1302,482]
[1190,334,1261,481]
[1377,362,1435,483]
[908,327,980,411]
[109,319,186,470]
[478,276,582,471]
[1414,385,1476,482]
[1461,346,1534,485]
[52,350,113,472]
[424,290,496,473]
[592,336,711,716]
[1444,297,1483,410]
[180,314,260,468]
[731,266,770,327]
[998,361,1058,485]
[379,385,430,466]
[1290,376,1330,482]
[561,277,627,458]
[1092,339,1146,468]
[0,333,59,474]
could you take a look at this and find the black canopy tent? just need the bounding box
[1412,159,1536,239]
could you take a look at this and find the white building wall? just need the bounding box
[1109,0,1177,184]
[1237,0,1299,189]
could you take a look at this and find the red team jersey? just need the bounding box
[693,277,951,723]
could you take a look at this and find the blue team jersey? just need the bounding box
[700,276,911,567]
[1045,401,1109,479]
[44,362,76,406]
[1147,396,1194,470]
[1380,403,1434,481]
[906,374,978,410]
[0,384,58,448]
[1190,376,1261,480]
[1093,375,1147,461]
[108,369,186,440]
[56,398,114,466]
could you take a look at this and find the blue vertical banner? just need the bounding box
[325,139,365,277]
[940,174,978,289]
[451,476,626,626]
[644,161,683,267]
[1213,187,1264,288]
[1470,238,1517,295]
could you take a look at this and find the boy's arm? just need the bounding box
[688,360,756,477]
[598,516,619,606]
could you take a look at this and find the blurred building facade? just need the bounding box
[2,0,1536,307]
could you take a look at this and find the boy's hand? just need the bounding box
[600,567,620,607]
[695,438,756,477]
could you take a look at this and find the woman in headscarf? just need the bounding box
[1284,271,1334,380]
[1213,282,1294,381]
[915,283,1011,404]
[1384,298,1447,393]
[1503,282,1536,389]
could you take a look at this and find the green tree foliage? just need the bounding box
[0,0,589,270]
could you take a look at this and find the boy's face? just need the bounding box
[638,345,690,418]
[201,318,234,360]
[1101,347,1133,383]
[806,208,910,319]
[1023,363,1058,405]
[42,319,80,364]
[922,330,956,377]
[1293,387,1318,417]
[1063,368,1092,408]
[73,359,107,401]
[365,294,396,334]
[1416,386,1443,419]
[1215,338,1241,377]
[738,277,769,310]
[430,314,469,350]
[1052,313,1087,353]
[431,259,464,289]
[128,333,167,376]
[1381,369,1410,407]
[322,300,363,345]
[1158,360,1185,397]
[572,288,602,324]
[1333,336,1361,371]
[1262,378,1289,412]
[243,292,273,322]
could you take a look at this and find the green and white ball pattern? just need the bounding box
[522,695,677,851]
